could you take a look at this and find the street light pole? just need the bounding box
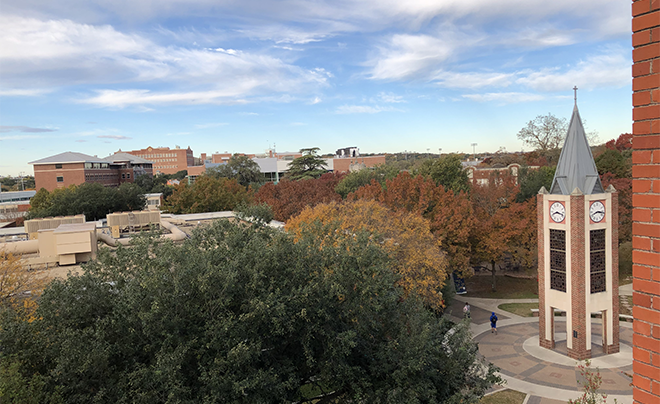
[471,143,478,160]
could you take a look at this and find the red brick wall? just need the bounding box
[332,155,386,173]
[34,163,86,191]
[632,1,660,403]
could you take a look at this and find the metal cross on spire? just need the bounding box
[573,86,578,104]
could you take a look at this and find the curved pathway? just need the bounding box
[447,295,634,404]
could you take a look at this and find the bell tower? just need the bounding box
[537,93,619,360]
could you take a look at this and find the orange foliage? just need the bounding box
[350,172,475,275]
[470,172,536,270]
[0,252,44,321]
[601,173,632,243]
[286,200,448,310]
[255,173,344,222]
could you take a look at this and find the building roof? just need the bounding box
[29,151,107,165]
[0,190,36,203]
[550,104,604,195]
[103,152,154,164]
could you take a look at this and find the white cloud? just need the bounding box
[462,92,545,103]
[434,71,515,89]
[97,135,131,140]
[377,92,405,103]
[516,48,629,92]
[0,88,53,96]
[290,122,306,126]
[310,97,322,104]
[335,105,399,114]
[0,134,45,141]
[368,34,455,80]
[0,15,330,105]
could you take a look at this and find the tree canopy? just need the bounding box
[28,183,145,221]
[206,154,265,187]
[286,148,329,180]
[286,200,448,310]
[350,172,475,276]
[334,165,399,198]
[254,173,343,222]
[517,113,567,155]
[414,154,470,194]
[0,220,499,403]
[165,175,252,214]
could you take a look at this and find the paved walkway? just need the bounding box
[447,295,634,404]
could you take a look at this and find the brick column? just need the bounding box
[632,1,660,403]
[568,193,590,360]
[608,191,621,354]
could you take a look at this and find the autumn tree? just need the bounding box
[350,172,475,276]
[286,200,448,310]
[285,148,329,180]
[0,252,44,317]
[414,154,470,194]
[516,166,555,202]
[254,173,343,221]
[165,175,252,214]
[469,171,536,291]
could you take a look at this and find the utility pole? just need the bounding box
[19,172,25,191]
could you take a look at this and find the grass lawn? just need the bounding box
[464,275,538,299]
[480,389,526,404]
[498,303,538,317]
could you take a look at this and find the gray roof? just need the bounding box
[103,152,154,164]
[29,151,107,165]
[550,104,604,195]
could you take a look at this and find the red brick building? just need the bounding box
[29,151,153,192]
[121,146,194,175]
[631,1,660,403]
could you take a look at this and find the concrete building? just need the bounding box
[0,190,35,223]
[631,2,659,403]
[120,146,194,175]
[29,151,153,192]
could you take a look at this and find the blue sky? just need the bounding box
[1,0,632,176]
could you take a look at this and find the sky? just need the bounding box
[0,0,632,177]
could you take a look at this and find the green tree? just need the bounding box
[206,154,265,187]
[27,183,146,221]
[414,154,470,194]
[516,166,556,202]
[334,165,399,198]
[165,175,252,213]
[595,149,630,179]
[0,221,500,403]
[286,148,328,180]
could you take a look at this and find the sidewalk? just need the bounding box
[446,295,634,404]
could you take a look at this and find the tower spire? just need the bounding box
[573,86,578,105]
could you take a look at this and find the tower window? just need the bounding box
[590,229,606,293]
[56,176,64,182]
[549,229,566,292]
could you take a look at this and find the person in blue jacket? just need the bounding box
[490,312,498,334]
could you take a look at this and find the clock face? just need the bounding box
[549,202,565,223]
[590,201,605,223]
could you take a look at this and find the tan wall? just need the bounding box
[332,155,386,173]
[125,147,194,175]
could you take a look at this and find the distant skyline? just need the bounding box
[1,0,632,176]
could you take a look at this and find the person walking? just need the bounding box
[463,302,471,319]
[490,312,498,334]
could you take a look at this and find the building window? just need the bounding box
[55,164,62,169]
[127,173,131,179]
[56,176,64,182]
[122,173,126,179]
[590,229,607,293]
[549,229,566,292]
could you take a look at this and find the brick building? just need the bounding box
[121,146,194,175]
[29,151,153,192]
[631,1,660,403]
